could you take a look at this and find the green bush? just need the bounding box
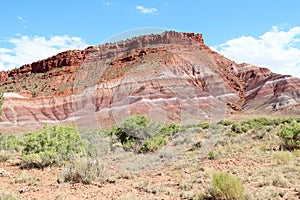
[252,117,273,126]
[217,120,234,126]
[58,156,103,184]
[0,134,23,162]
[159,123,179,137]
[227,131,238,137]
[278,120,300,150]
[140,135,168,152]
[208,172,244,200]
[0,134,23,152]
[230,122,251,134]
[198,122,210,129]
[107,115,178,153]
[21,124,87,168]
[272,118,282,125]
[0,90,4,118]
[108,115,149,143]
[229,118,275,135]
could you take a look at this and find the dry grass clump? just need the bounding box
[206,172,244,200]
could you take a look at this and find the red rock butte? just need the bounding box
[0,31,299,131]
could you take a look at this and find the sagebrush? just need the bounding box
[21,124,87,168]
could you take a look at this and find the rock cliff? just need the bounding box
[0,31,299,130]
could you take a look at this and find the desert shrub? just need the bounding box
[272,118,282,125]
[278,120,300,150]
[0,90,4,118]
[0,150,12,162]
[0,134,23,152]
[229,118,276,135]
[159,123,179,137]
[207,172,244,200]
[0,134,23,162]
[108,115,149,143]
[140,123,179,152]
[13,171,40,185]
[198,122,210,129]
[107,115,178,153]
[58,156,103,184]
[280,118,294,124]
[227,131,238,137]
[230,122,251,134]
[252,117,274,126]
[140,135,168,152]
[77,129,103,158]
[217,120,233,126]
[21,124,87,168]
[0,191,20,200]
[254,129,266,139]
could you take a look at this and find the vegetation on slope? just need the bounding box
[0,67,75,97]
[106,114,179,153]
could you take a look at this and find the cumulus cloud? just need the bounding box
[214,26,300,78]
[136,5,158,15]
[0,35,88,71]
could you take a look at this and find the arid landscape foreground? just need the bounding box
[1,115,300,200]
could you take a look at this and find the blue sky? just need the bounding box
[1,0,300,77]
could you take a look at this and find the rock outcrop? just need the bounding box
[0,31,299,131]
[0,50,87,82]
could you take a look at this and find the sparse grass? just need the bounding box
[58,156,104,184]
[12,171,40,186]
[0,191,20,200]
[0,150,12,162]
[1,116,300,199]
[207,172,244,200]
[208,151,216,160]
[273,151,294,164]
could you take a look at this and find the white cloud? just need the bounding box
[0,35,88,71]
[103,1,115,6]
[0,48,12,54]
[136,5,158,15]
[214,26,300,78]
[17,16,26,23]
